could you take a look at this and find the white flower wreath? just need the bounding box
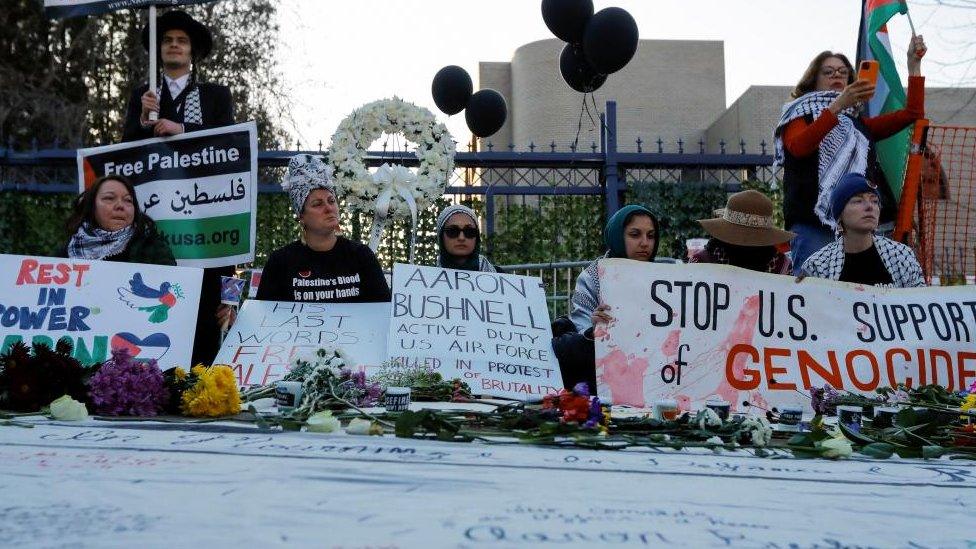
[327,97,455,218]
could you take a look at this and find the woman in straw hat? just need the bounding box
[691,190,794,274]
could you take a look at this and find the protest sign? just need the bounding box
[44,0,217,18]
[213,300,390,386]
[77,122,258,268]
[595,259,976,413]
[388,263,559,400]
[0,254,202,368]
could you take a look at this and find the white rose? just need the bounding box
[49,395,88,421]
[346,418,383,436]
[305,410,341,434]
[819,437,853,459]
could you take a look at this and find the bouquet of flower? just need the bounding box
[88,349,168,416]
[165,364,241,418]
[0,339,88,412]
[372,363,471,402]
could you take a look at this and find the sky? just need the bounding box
[273,0,976,148]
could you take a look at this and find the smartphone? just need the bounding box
[858,60,879,87]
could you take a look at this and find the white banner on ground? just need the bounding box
[213,299,390,386]
[77,122,258,268]
[0,254,202,368]
[388,263,559,400]
[596,259,976,413]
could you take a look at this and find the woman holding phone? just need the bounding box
[774,36,927,274]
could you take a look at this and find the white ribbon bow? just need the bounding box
[369,163,419,263]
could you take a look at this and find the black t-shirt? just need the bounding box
[839,244,894,286]
[256,238,391,302]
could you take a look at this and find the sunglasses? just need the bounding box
[443,226,479,239]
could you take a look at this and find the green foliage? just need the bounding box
[0,192,75,255]
[0,0,288,149]
[628,181,727,259]
[487,196,605,264]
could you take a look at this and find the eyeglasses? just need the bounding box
[443,226,479,239]
[820,66,850,78]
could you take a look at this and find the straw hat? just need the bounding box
[698,190,795,247]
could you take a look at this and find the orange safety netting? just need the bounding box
[913,125,976,285]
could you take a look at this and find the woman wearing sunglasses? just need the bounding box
[434,204,498,272]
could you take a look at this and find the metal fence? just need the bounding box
[0,101,780,266]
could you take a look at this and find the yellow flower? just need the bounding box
[962,394,976,412]
[174,367,187,382]
[180,365,241,417]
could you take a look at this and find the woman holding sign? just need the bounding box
[434,204,498,273]
[553,205,660,392]
[255,154,390,303]
[59,175,176,266]
[774,36,927,274]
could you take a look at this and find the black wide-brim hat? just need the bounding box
[141,10,213,61]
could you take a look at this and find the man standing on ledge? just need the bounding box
[122,9,234,141]
[123,9,236,366]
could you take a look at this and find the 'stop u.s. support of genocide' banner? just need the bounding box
[595,259,976,414]
[77,122,258,268]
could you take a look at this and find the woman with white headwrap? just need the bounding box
[256,154,390,303]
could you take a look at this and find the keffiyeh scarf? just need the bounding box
[774,91,869,227]
[67,223,134,260]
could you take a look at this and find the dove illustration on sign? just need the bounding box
[117,272,184,323]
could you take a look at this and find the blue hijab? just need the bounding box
[603,205,659,260]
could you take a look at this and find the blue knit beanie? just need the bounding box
[830,173,879,223]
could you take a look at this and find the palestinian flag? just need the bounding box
[857,0,911,198]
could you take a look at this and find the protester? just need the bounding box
[255,154,390,303]
[59,175,175,265]
[122,9,234,141]
[434,204,498,272]
[121,9,237,364]
[801,173,924,287]
[774,36,927,274]
[691,189,794,274]
[553,205,659,393]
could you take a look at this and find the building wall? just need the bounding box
[480,38,726,152]
[704,85,976,155]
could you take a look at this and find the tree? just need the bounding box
[0,0,290,150]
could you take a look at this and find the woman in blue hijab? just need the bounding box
[554,205,659,392]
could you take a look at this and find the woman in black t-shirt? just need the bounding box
[801,173,924,288]
[255,154,390,303]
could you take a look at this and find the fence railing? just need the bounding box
[0,101,781,266]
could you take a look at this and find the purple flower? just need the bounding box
[88,349,168,416]
[809,385,839,416]
[583,396,604,428]
[572,382,591,397]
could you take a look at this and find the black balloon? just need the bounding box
[582,7,639,75]
[431,65,473,115]
[465,89,507,138]
[559,43,607,93]
[541,0,593,43]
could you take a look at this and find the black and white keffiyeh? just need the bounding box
[67,223,134,260]
[155,83,203,126]
[774,91,869,228]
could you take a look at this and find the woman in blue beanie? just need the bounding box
[801,173,924,287]
[553,205,659,392]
